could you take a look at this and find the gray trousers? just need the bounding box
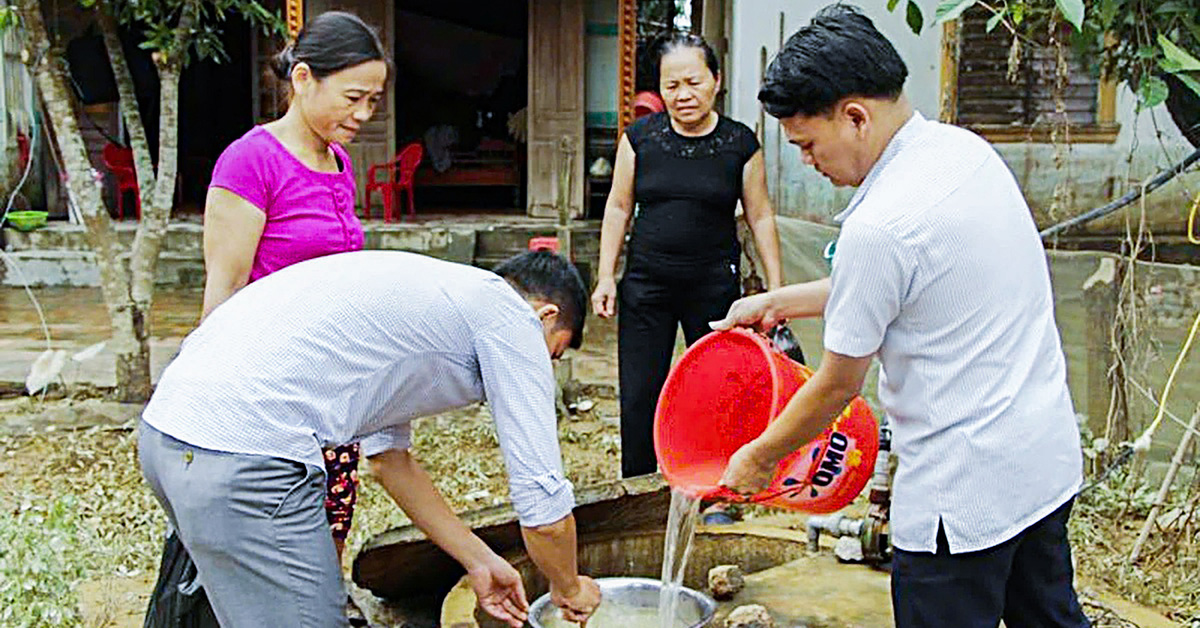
[139,421,348,627]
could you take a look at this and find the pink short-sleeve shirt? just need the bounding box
[209,126,364,282]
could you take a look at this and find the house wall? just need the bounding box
[0,28,42,210]
[729,0,1198,237]
[585,0,619,129]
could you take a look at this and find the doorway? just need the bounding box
[393,0,529,213]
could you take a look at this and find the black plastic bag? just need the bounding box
[767,324,807,365]
[143,532,219,628]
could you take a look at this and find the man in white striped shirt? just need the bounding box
[712,5,1087,627]
[139,250,600,628]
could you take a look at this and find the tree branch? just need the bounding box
[96,9,154,202]
[15,0,138,346]
[128,0,199,307]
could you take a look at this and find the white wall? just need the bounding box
[994,87,1196,234]
[729,0,1197,235]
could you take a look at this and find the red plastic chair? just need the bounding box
[101,143,140,220]
[365,142,424,222]
[528,236,559,253]
[633,91,665,120]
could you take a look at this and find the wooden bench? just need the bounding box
[414,140,521,189]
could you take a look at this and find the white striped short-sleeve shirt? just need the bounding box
[142,251,575,527]
[824,112,1083,553]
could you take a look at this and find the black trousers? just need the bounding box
[892,497,1090,628]
[617,256,740,478]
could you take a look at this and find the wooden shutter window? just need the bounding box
[954,7,1118,142]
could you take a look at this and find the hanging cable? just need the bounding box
[1040,146,1200,240]
[1188,188,1199,245]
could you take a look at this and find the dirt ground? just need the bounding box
[0,288,1195,626]
[0,394,1194,628]
[0,394,624,627]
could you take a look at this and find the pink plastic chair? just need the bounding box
[365,142,424,222]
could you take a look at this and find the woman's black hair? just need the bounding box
[644,31,720,90]
[270,11,385,81]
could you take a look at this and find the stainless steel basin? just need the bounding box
[528,577,717,628]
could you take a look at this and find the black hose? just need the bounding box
[1039,146,1200,239]
[1078,444,1136,496]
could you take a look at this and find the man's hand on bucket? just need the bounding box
[709,293,781,332]
[552,575,602,626]
[719,440,778,497]
[468,555,530,628]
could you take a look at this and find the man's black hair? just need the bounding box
[758,4,908,118]
[494,251,589,350]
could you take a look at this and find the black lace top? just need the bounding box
[625,112,760,267]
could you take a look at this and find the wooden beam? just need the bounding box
[939,20,959,124]
[969,124,1121,144]
[1097,32,1118,126]
[617,0,637,137]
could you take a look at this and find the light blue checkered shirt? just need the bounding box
[142,250,575,527]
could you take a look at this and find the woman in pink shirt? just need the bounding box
[201,11,386,566]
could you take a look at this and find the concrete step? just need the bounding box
[0,250,205,288]
[3,222,204,255]
[2,219,601,287]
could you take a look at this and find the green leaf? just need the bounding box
[935,0,975,23]
[1011,2,1026,25]
[1137,45,1160,60]
[888,0,901,12]
[1137,75,1169,111]
[1096,0,1122,27]
[1054,0,1085,32]
[1158,34,1200,72]
[986,11,1004,33]
[906,1,925,33]
[1154,1,1188,15]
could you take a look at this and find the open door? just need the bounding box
[305,0,396,212]
[526,0,584,218]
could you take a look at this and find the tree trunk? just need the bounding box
[110,63,184,403]
[96,10,155,200]
[18,0,147,402]
[120,7,196,403]
[114,308,150,402]
[97,8,155,402]
[129,63,182,309]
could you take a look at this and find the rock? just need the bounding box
[725,604,774,628]
[708,564,745,600]
[833,536,864,563]
[463,489,491,502]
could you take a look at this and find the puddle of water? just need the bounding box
[658,489,701,628]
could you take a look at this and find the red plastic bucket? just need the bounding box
[653,329,879,513]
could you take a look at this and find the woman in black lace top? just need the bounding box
[592,33,784,479]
